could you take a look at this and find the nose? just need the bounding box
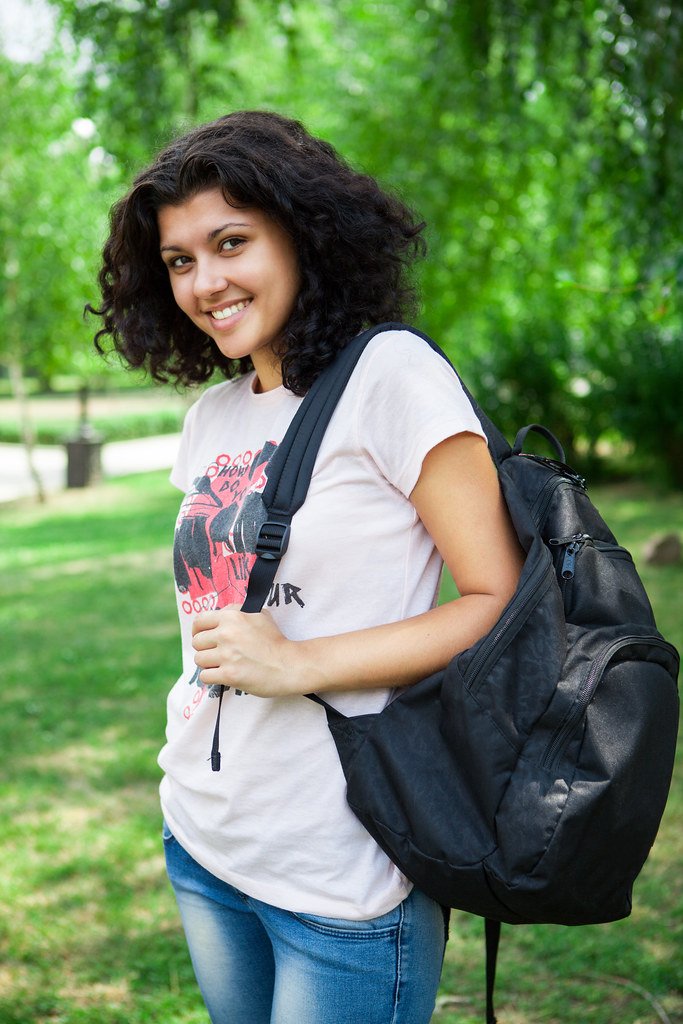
[193,258,229,299]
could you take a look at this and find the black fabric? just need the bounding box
[241,323,680,1021]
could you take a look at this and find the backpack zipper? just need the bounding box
[549,533,591,579]
[549,534,632,581]
[527,469,586,530]
[529,476,577,530]
[529,476,563,528]
[540,634,676,770]
[466,554,553,693]
[517,453,586,490]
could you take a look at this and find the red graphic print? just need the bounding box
[173,442,277,616]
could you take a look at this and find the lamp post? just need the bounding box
[65,384,103,488]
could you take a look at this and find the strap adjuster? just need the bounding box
[255,520,291,561]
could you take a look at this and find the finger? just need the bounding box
[198,667,226,687]
[194,649,219,668]
[192,611,219,635]
[192,604,243,635]
[192,630,219,651]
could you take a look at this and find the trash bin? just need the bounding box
[66,422,104,488]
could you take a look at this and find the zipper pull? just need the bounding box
[549,533,591,580]
[561,541,580,579]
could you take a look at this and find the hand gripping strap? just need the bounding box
[211,324,511,771]
[213,325,403,768]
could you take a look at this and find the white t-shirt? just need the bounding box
[159,327,486,919]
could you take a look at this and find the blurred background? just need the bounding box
[0,3,681,1023]
[1,0,682,484]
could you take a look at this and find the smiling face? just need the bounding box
[158,188,301,392]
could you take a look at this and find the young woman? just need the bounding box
[91,110,523,1024]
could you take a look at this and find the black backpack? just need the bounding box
[234,323,680,1022]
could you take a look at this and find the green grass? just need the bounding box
[0,474,681,1024]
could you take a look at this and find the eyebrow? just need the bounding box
[160,221,252,253]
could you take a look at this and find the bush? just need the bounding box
[0,409,185,445]
[591,324,683,487]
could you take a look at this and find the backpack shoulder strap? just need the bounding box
[241,322,391,611]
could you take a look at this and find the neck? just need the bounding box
[252,352,283,393]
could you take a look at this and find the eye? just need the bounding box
[165,254,192,270]
[220,236,246,253]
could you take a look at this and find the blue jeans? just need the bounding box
[163,822,447,1024]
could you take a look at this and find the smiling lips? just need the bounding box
[209,298,252,321]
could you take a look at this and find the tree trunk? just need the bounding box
[7,356,47,503]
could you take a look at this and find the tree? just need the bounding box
[27,0,683,479]
[0,53,120,496]
[49,0,258,167]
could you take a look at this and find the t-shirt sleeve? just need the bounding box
[355,329,487,497]
[169,396,200,492]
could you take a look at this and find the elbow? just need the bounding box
[475,584,518,638]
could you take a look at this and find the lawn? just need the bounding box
[0,472,681,1024]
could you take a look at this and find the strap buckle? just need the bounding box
[255,520,291,561]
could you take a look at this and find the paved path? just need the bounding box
[0,434,181,505]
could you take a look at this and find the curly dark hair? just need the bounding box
[88,110,426,394]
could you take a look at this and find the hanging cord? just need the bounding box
[210,685,226,772]
[485,918,501,1024]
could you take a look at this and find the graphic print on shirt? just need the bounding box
[174,442,276,617]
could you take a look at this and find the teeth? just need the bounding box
[211,300,249,320]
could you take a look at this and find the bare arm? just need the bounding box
[192,433,524,697]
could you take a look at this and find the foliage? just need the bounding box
[589,315,683,484]
[300,0,683,469]
[2,0,682,478]
[0,408,185,445]
[0,52,121,383]
[0,472,680,1023]
[50,0,248,166]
